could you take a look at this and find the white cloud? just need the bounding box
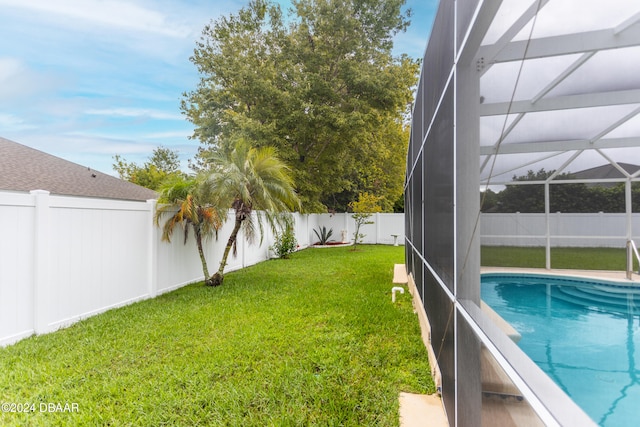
[0,113,35,131]
[0,0,435,179]
[0,57,21,82]
[15,131,197,174]
[0,57,58,100]
[144,131,192,139]
[0,0,191,38]
[85,108,183,121]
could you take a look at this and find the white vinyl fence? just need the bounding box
[315,213,638,248]
[0,190,404,347]
[0,190,305,347]
[0,191,154,346]
[309,212,405,246]
[6,194,640,347]
[481,212,640,248]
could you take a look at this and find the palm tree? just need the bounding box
[154,176,223,286]
[203,140,301,286]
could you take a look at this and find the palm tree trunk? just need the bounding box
[194,227,211,286]
[210,217,243,286]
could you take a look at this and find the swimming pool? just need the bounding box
[481,273,640,427]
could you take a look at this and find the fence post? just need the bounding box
[345,213,351,243]
[147,199,158,297]
[31,190,51,334]
[545,183,551,270]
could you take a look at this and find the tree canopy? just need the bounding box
[182,0,418,212]
[113,147,184,191]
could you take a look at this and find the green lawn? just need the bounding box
[481,246,638,271]
[0,246,433,426]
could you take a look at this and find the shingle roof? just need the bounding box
[0,137,158,201]
[570,163,640,181]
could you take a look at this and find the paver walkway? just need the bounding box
[393,264,449,426]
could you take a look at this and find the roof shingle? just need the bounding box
[0,137,158,201]
[570,163,640,181]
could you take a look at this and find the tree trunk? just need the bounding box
[352,222,361,251]
[194,227,212,286]
[210,217,243,286]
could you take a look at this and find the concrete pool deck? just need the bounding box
[399,392,448,427]
[481,266,639,284]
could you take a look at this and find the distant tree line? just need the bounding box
[481,169,640,213]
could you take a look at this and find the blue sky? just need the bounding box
[0,0,437,175]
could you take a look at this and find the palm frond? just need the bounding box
[203,138,300,247]
[154,175,223,245]
[241,213,257,245]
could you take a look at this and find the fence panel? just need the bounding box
[377,213,405,245]
[312,214,351,244]
[0,193,36,345]
[312,213,405,245]
[293,213,311,248]
[240,211,276,268]
[46,196,151,331]
[155,225,209,294]
[481,213,640,247]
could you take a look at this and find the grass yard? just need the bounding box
[0,246,433,426]
[481,246,638,271]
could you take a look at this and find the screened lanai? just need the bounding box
[405,1,640,426]
[478,1,640,271]
[479,1,640,184]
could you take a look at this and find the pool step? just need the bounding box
[555,284,640,313]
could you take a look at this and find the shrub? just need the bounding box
[270,227,298,258]
[349,192,382,250]
[313,226,334,245]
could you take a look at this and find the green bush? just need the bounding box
[313,226,334,245]
[270,227,298,258]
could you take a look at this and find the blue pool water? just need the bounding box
[481,273,640,427]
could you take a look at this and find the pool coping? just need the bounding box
[480,267,638,285]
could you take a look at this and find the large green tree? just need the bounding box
[182,0,418,212]
[203,139,301,286]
